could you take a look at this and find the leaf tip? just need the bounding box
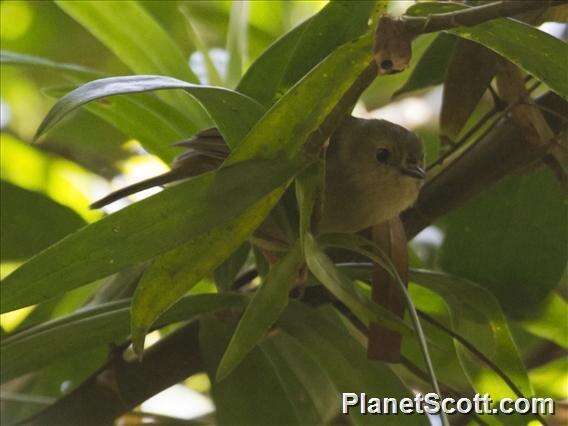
[214,363,231,383]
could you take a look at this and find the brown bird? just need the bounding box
[91,117,425,237]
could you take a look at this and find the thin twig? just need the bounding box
[403,1,563,35]
[428,106,498,170]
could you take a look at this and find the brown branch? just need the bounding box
[22,322,202,426]
[403,1,564,35]
[402,92,568,239]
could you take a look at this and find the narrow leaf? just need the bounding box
[214,243,251,292]
[393,33,457,98]
[216,243,302,381]
[200,317,310,426]
[518,292,568,349]
[411,269,533,399]
[225,0,249,88]
[44,86,193,163]
[238,1,379,106]
[34,75,265,149]
[131,187,289,355]
[227,34,373,164]
[179,6,224,86]
[295,160,324,250]
[304,234,412,336]
[1,181,85,261]
[1,160,296,313]
[279,302,423,426]
[55,0,210,125]
[0,50,102,80]
[440,39,498,141]
[1,293,245,383]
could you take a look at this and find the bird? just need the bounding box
[91,117,425,235]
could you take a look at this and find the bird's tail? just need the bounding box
[90,168,189,209]
[91,128,228,209]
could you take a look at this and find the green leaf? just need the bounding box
[279,302,423,426]
[529,357,568,400]
[2,53,194,163]
[54,0,211,126]
[295,160,324,250]
[0,50,102,80]
[438,169,567,317]
[179,6,224,86]
[200,316,312,426]
[228,34,373,164]
[440,39,498,141]
[392,34,457,98]
[1,181,86,261]
[131,187,289,355]
[1,160,297,314]
[214,242,251,292]
[129,30,376,346]
[262,331,337,424]
[315,233,447,426]
[44,86,193,163]
[34,75,265,149]
[407,2,568,101]
[216,243,302,381]
[6,28,374,323]
[410,269,533,399]
[304,234,412,336]
[1,293,245,383]
[237,1,379,106]
[518,292,568,349]
[225,0,249,88]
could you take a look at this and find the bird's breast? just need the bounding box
[318,172,421,234]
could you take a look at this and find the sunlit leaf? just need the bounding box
[411,269,533,399]
[54,0,212,126]
[216,243,302,381]
[518,292,568,349]
[179,5,224,86]
[0,134,103,221]
[529,357,568,400]
[228,34,373,164]
[225,0,249,88]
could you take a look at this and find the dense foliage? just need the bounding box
[1,1,566,425]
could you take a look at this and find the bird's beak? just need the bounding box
[400,164,426,179]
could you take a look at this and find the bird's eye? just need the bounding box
[375,148,390,163]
